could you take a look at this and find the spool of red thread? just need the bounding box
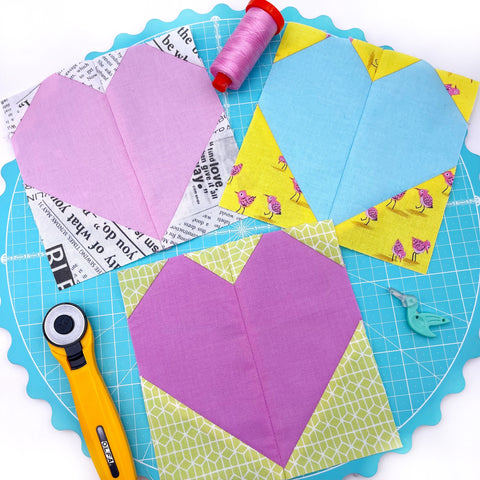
[210,0,284,92]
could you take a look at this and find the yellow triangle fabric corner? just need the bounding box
[335,168,456,274]
[374,49,419,80]
[436,69,479,122]
[351,39,419,81]
[351,39,383,81]
[219,106,317,228]
[274,22,328,63]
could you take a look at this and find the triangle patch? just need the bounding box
[185,235,262,283]
[351,39,383,80]
[274,22,328,63]
[117,260,167,317]
[283,220,344,265]
[186,245,233,282]
[351,39,419,81]
[224,235,263,282]
[375,49,419,80]
[219,106,317,227]
[436,69,479,122]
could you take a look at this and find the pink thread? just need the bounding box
[211,6,279,91]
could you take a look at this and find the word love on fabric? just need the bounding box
[118,221,401,480]
[1,26,241,288]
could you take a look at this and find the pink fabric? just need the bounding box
[128,231,362,466]
[12,44,223,239]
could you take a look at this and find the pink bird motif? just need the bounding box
[227,163,243,183]
[235,190,256,214]
[415,188,433,213]
[278,155,288,170]
[290,177,302,202]
[386,191,406,209]
[444,83,460,96]
[264,194,282,219]
[442,170,455,193]
[391,239,406,262]
[360,207,378,225]
[412,237,431,262]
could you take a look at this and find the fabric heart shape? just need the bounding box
[257,29,471,225]
[127,230,361,467]
[12,43,224,240]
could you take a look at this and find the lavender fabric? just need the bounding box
[128,231,362,466]
[12,44,224,239]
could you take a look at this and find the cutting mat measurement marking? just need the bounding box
[2,13,480,480]
[343,154,480,427]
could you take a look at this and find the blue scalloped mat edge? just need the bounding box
[0,4,479,479]
[84,5,365,60]
[0,160,90,453]
[0,160,92,457]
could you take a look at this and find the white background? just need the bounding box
[0,1,479,479]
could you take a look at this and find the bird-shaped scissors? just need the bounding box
[389,288,449,338]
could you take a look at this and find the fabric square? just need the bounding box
[2,27,242,287]
[118,221,401,479]
[219,22,478,271]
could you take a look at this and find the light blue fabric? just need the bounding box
[259,37,371,220]
[258,37,467,224]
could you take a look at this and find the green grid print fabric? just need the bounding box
[117,260,167,317]
[284,321,402,476]
[140,322,401,480]
[185,234,262,283]
[117,221,343,307]
[284,220,344,265]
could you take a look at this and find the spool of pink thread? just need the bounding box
[210,0,284,92]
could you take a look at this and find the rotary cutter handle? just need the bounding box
[43,303,137,479]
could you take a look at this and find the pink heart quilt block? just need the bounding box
[12,73,151,233]
[11,43,224,240]
[105,44,225,238]
[127,230,362,467]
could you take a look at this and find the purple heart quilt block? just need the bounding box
[128,230,362,466]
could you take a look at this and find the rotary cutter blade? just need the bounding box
[43,303,88,369]
[43,303,136,479]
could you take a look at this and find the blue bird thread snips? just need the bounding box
[389,288,449,338]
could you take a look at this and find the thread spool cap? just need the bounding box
[212,72,232,92]
[246,0,285,35]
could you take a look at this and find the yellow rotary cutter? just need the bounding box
[43,303,137,480]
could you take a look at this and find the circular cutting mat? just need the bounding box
[0,5,479,480]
